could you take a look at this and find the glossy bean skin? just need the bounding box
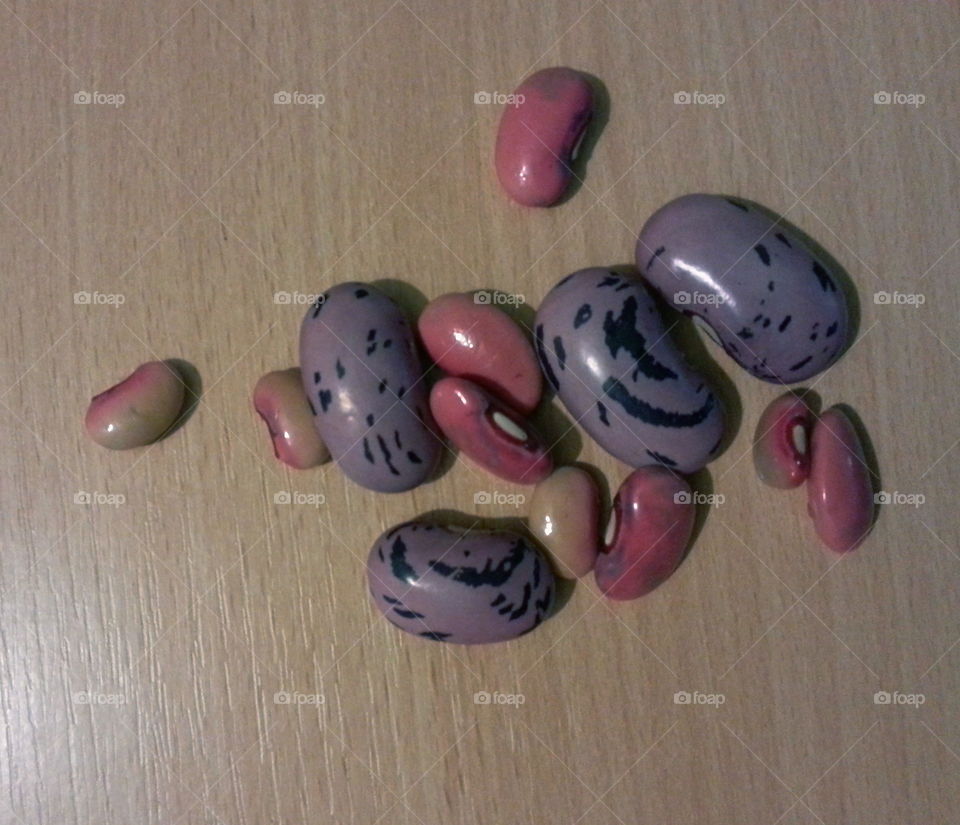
[636,194,849,383]
[430,376,553,484]
[752,392,813,488]
[299,282,441,493]
[594,467,695,600]
[528,466,599,578]
[253,368,331,470]
[807,408,874,553]
[85,361,184,450]
[418,292,542,413]
[494,67,593,207]
[367,521,555,644]
[535,267,725,473]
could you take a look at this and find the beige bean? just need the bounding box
[254,368,330,470]
[528,466,599,578]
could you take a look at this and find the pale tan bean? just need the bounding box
[253,368,330,470]
[528,466,599,578]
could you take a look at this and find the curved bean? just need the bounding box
[534,267,725,473]
[494,67,594,207]
[299,282,440,492]
[528,466,599,578]
[367,520,555,644]
[636,194,849,383]
[253,368,330,470]
[752,391,813,488]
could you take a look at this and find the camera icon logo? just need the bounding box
[474,91,491,105]
[874,691,891,704]
[873,291,891,305]
[74,291,92,305]
[274,91,292,104]
[474,491,491,505]
[74,91,92,104]
[673,490,692,504]
[674,691,692,704]
[874,91,891,105]
[874,491,891,505]
[674,290,691,305]
[274,291,292,304]
[474,290,491,305]
[274,491,291,504]
[674,91,691,105]
[474,691,491,704]
[74,491,92,505]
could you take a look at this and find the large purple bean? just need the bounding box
[636,194,849,383]
[535,267,725,473]
[367,521,555,644]
[299,283,440,492]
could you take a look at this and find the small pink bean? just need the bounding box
[594,466,695,600]
[253,368,331,470]
[752,392,813,488]
[418,292,542,413]
[494,67,594,207]
[528,466,599,578]
[430,376,553,484]
[807,407,874,553]
[85,361,185,450]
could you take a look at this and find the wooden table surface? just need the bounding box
[2,1,959,822]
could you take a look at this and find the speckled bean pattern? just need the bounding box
[636,194,849,383]
[299,282,441,493]
[534,267,725,473]
[367,521,555,644]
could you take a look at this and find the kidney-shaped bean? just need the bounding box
[367,520,555,644]
[299,282,440,492]
[752,391,813,488]
[636,194,849,383]
[494,67,594,207]
[535,267,725,473]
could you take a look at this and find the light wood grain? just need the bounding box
[2,1,959,822]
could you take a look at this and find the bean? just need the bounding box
[636,193,849,383]
[534,267,725,473]
[418,291,542,413]
[528,466,599,578]
[594,466,695,600]
[253,368,330,470]
[807,407,874,553]
[367,520,555,644]
[430,376,553,484]
[299,282,441,493]
[85,361,184,450]
[752,391,813,488]
[494,67,594,207]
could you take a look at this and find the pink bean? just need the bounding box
[594,467,695,600]
[494,67,593,207]
[253,368,331,470]
[752,392,813,488]
[807,407,874,553]
[430,376,553,484]
[85,361,185,450]
[418,292,542,413]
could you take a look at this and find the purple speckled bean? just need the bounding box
[636,194,849,383]
[367,521,555,644]
[535,267,725,473]
[299,283,441,493]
